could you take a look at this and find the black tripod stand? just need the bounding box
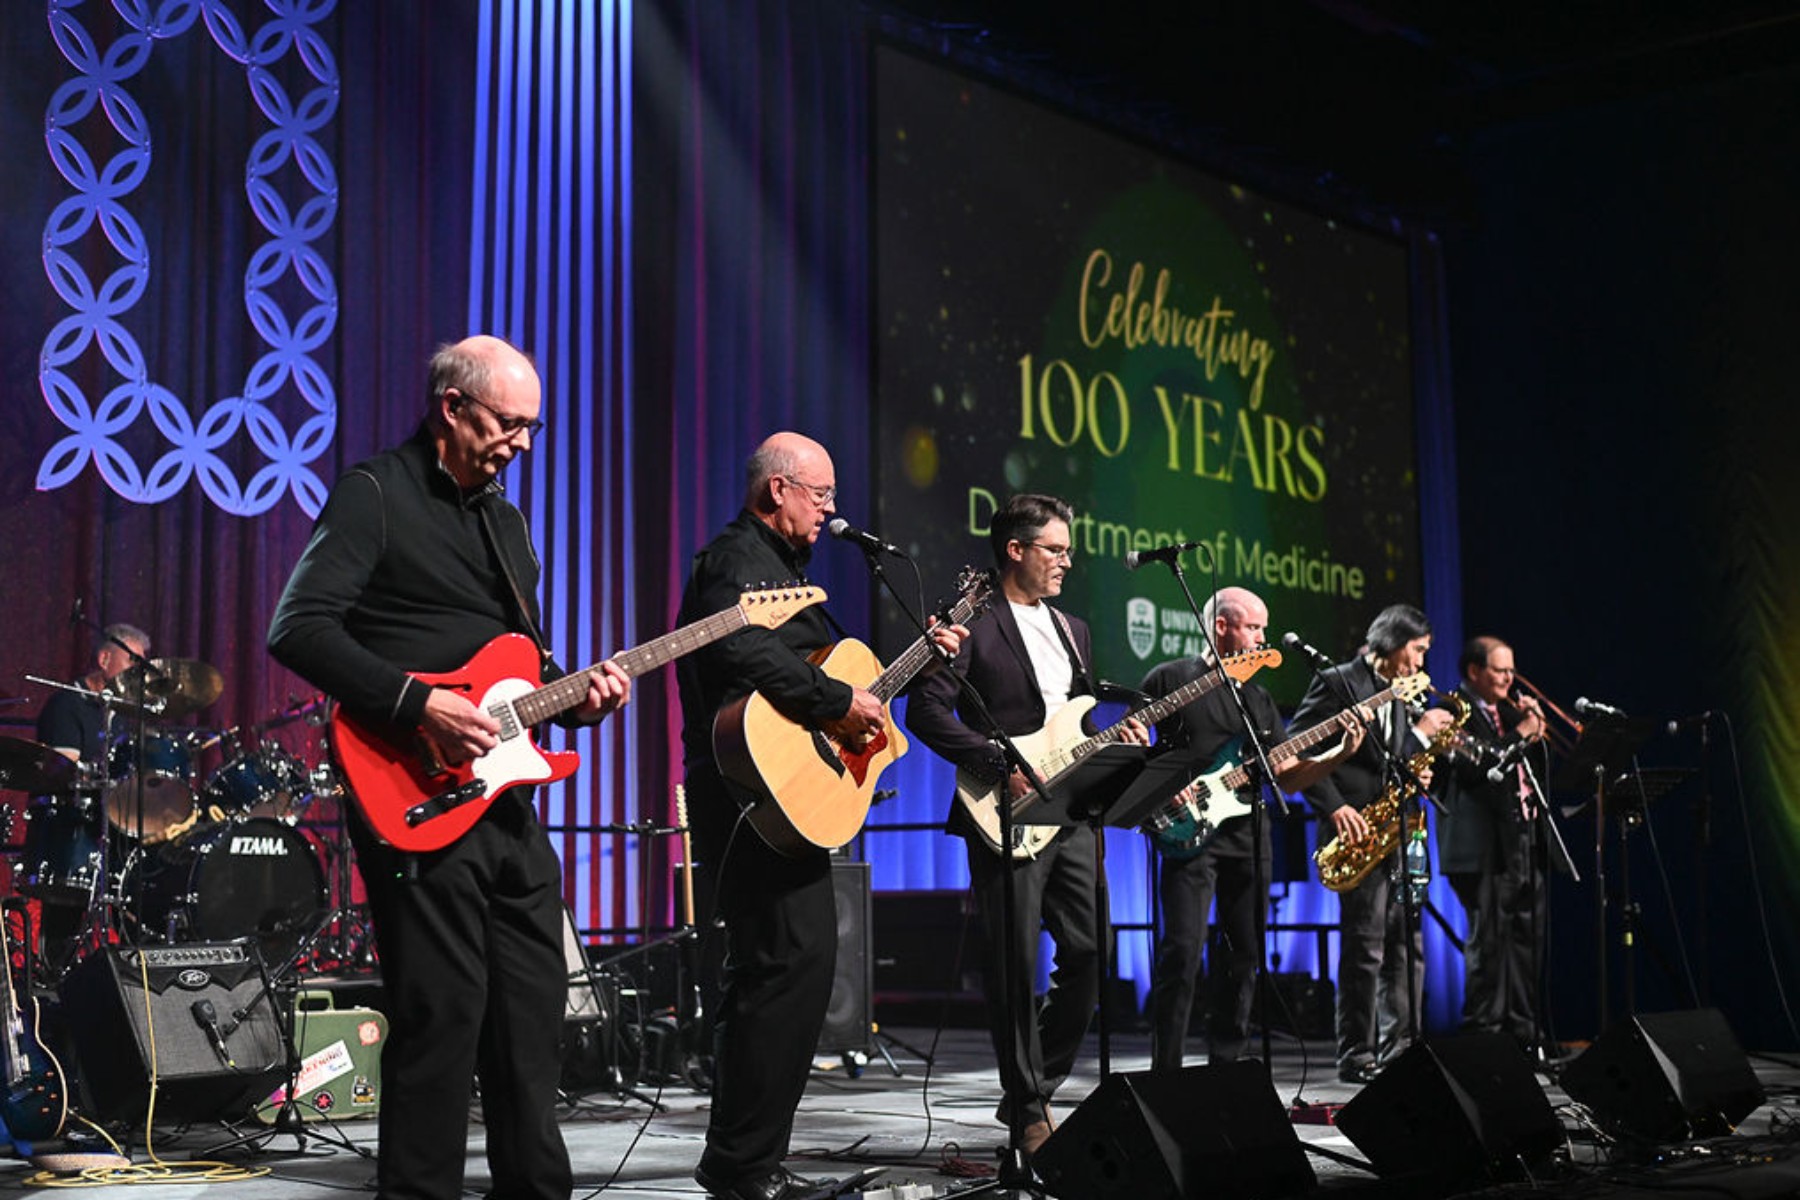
[200,920,374,1158]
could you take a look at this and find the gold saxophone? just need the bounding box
[1314,690,1469,893]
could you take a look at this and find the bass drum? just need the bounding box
[126,817,327,967]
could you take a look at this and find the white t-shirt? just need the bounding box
[1010,600,1074,722]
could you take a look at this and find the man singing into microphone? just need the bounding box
[1435,637,1552,1048]
[676,431,962,1200]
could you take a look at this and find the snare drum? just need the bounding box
[106,731,196,841]
[19,788,105,905]
[203,747,305,820]
[125,817,327,966]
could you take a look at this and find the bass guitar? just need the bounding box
[1146,672,1432,859]
[332,585,825,852]
[958,648,1282,858]
[0,905,66,1143]
[714,567,994,857]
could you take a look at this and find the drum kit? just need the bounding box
[6,658,358,983]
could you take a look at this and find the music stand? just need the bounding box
[1015,743,1150,832]
[1548,713,1657,1032]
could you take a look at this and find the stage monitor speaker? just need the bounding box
[1336,1034,1560,1189]
[60,943,286,1122]
[819,860,872,1056]
[1034,1060,1315,1200]
[561,906,634,1090]
[1561,1008,1764,1142]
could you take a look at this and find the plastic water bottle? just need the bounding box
[1403,826,1430,906]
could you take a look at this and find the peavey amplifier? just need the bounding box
[61,942,285,1121]
[254,990,387,1124]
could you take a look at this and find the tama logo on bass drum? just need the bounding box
[229,833,292,856]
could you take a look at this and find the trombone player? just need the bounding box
[1434,637,1552,1049]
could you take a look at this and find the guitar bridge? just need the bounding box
[405,780,488,827]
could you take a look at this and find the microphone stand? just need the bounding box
[1517,748,1574,1066]
[1147,551,1285,1068]
[851,545,1052,1198]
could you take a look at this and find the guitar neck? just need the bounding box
[1040,667,1231,787]
[510,605,756,727]
[1218,681,1408,790]
[866,591,986,705]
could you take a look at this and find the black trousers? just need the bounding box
[1335,857,1424,1072]
[1149,841,1266,1070]
[1448,820,1542,1042]
[351,791,571,1200]
[965,821,1100,1128]
[687,765,837,1184]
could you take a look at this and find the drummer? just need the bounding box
[37,623,152,770]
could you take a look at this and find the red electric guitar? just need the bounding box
[332,585,825,852]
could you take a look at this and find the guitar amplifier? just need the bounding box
[253,990,387,1124]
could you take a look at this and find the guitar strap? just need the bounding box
[1046,605,1095,696]
[476,500,554,672]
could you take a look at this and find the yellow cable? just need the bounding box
[24,951,271,1186]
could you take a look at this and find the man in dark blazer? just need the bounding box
[1289,604,1452,1084]
[1435,636,1550,1045]
[906,493,1143,1157]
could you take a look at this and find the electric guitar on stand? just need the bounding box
[1145,672,1432,858]
[957,647,1282,858]
[714,567,995,857]
[332,586,825,852]
[0,905,66,1144]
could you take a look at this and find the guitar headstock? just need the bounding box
[674,783,689,831]
[944,566,997,626]
[1219,646,1282,682]
[738,584,828,630]
[1392,672,1432,705]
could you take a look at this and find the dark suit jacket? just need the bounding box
[905,596,1093,835]
[1288,657,1413,844]
[1436,686,1534,876]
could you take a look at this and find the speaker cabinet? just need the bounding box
[61,944,286,1122]
[1337,1034,1560,1188]
[819,860,872,1056]
[561,906,635,1090]
[1035,1061,1315,1200]
[1561,1008,1764,1142]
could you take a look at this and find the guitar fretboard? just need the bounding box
[868,584,991,704]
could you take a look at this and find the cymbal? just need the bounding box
[0,736,77,793]
[106,658,223,719]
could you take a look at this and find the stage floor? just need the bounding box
[7,1027,1798,1199]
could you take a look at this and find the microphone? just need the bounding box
[826,518,904,557]
[191,998,231,1062]
[1123,540,1203,571]
[1486,739,1532,784]
[1573,696,1627,719]
[1666,711,1713,735]
[1281,632,1335,671]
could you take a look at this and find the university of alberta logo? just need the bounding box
[1126,597,1157,660]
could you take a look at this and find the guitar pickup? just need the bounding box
[405,781,488,827]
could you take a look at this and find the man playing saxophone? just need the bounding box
[1289,604,1455,1085]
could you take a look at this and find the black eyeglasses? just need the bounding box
[458,390,545,438]
[1017,541,1073,562]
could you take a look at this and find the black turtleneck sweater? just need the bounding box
[268,426,539,734]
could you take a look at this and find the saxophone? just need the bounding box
[1314,690,1469,893]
